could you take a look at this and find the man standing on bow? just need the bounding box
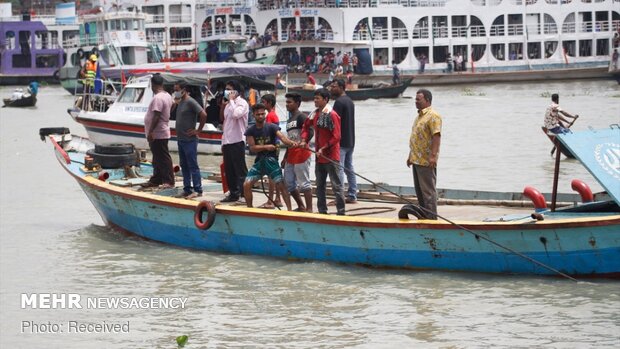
[330,78,357,204]
[175,82,207,199]
[219,80,249,202]
[142,74,175,188]
[407,89,442,220]
[300,88,345,215]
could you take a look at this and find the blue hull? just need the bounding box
[74,175,620,277]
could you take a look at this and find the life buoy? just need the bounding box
[194,201,216,230]
[245,49,257,61]
[77,48,85,59]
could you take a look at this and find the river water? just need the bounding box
[1,81,619,348]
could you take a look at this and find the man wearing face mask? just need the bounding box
[219,80,249,203]
[175,82,207,199]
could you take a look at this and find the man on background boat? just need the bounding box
[301,89,345,215]
[330,78,357,204]
[142,74,175,189]
[219,80,249,203]
[282,93,313,212]
[407,89,442,220]
[175,82,207,199]
[543,93,578,134]
[243,103,296,211]
[391,60,401,85]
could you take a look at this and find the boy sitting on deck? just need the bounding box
[243,103,297,211]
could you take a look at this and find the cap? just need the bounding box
[89,54,98,61]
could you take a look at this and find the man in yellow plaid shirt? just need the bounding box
[407,89,442,220]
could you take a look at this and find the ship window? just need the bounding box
[491,43,505,60]
[391,18,408,40]
[562,40,576,57]
[372,17,388,40]
[470,16,486,37]
[169,27,192,45]
[507,14,523,35]
[490,16,505,36]
[594,11,609,32]
[543,14,558,34]
[13,54,31,68]
[508,43,522,59]
[472,44,485,61]
[244,15,257,36]
[579,39,592,56]
[19,30,31,51]
[412,17,429,39]
[36,54,59,68]
[562,13,576,33]
[35,31,49,49]
[5,30,15,49]
[452,16,467,38]
[453,45,468,66]
[433,46,449,64]
[71,53,80,66]
[413,46,429,64]
[354,19,371,41]
[596,39,609,55]
[392,47,408,64]
[373,48,388,64]
[527,42,541,58]
[432,16,448,38]
[544,41,558,57]
[117,87,145,103]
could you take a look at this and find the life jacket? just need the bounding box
[85,61,97,85]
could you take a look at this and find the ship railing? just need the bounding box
[507,24,524,36]
[613,20,620,31]
[170,37,193,46]
[411,27,429,39]
[543,23,558,35]
[145,14,165,24]
[372,27,389,40]
[73,78,120,114]
[392,27,408,39]
[562,22,576,33]
[469,25,486,37]
[490,25,505,36]
[451,26,468,38]
[432,27,449,38]
[169,14,193,24]
[147,32,166,44]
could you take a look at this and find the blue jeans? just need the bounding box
[178,139,202,194]
[339,147,357,200]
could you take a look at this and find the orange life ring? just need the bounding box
[194,201,216,230]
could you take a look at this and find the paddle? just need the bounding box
[550,114,579,156]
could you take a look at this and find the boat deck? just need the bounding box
[127,174,534,222]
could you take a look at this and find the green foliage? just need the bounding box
[176,335,189,347]
[461,87,486,96]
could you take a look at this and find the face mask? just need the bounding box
[224,90,234,100]
[173,91,182,99]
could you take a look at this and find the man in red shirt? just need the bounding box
[300,88,345,215]
[305,71,316,85]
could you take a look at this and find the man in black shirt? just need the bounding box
[330,78,357,204]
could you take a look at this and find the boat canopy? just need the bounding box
[102,62,287,79]
[156,73,275,90]
[558,127,620,205]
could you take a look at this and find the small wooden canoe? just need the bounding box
[289,78,413,101]
[3,94,37,108]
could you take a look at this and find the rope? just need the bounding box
[303,146,578,281]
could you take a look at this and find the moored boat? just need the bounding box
[288,77,413,101]
[40,126,620,278]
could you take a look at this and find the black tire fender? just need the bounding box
[94,143,135,155]
[398,204,424,220]
[77,48,85,59]
[194,201,216,230]
[53,70,60,81]
[86,149,140,169]
[245,49,257,61]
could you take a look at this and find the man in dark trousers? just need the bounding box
[300,88,345,215]
[330,78,357,204]
[142,74,174,188]
[219,80,249,202]
[175,82,207,199]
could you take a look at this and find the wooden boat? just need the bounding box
[288,78,413,102]
[541,127,575,158]
[3,94,36,108]
[40,127,620,278]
